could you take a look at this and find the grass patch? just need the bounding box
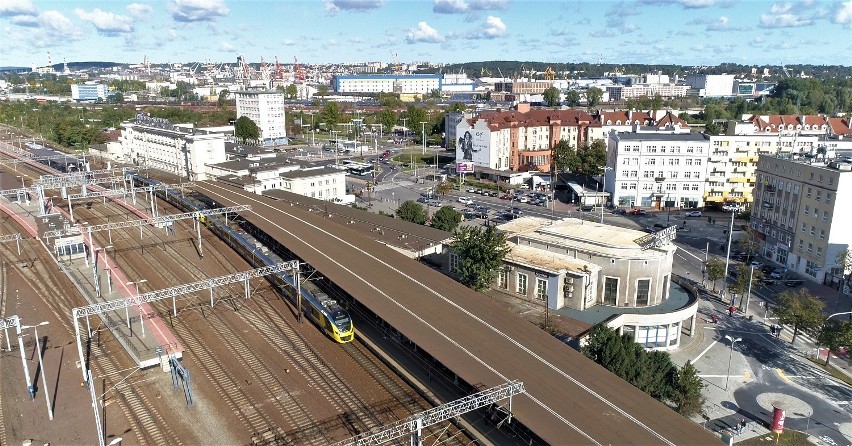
[805,357,852,386]
[735,429,808,445]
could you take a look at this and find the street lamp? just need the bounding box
[724,334,742,391]
[127,279,147,295]
[420,121,427,155]
[742,264,755,315]
[721,209,736,304]
[21,321,52,420]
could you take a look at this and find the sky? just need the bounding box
[1,0,851,69]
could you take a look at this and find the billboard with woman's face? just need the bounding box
[456,129,490,166]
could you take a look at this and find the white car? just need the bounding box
[684,211,702,217]
[457,197,473,205]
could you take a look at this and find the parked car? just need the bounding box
[457,197,473,205]
[629,209,647,215]
[489,191,499,197]
[467,188,477,193]
[684,211,702,217]
[500,194,512,200]
[579,204,594,212]
[760,277,777,285]
[417,197,429,204]
[760,264,775,274]
[784,279,804,287]
[611,208,627,215]
[510,207,523,215]
[749,261,763,269]
[653,223,669,229]
[770,271,783,279]
[518,196,529,203]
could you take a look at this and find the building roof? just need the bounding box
[261,188,452,251]
[828,117,852,136]
[278,166,344,179]
[467,108,597,131]
[654,111,688,128]
[615,132,708,141]
[217,175,261,187]
[209,159,255,172]
[498,217,674,259]
[505,244,598,276]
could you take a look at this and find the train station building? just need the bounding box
[479,217,699,350]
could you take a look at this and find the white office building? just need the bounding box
[683,74,735,98]
[606,132,711,209]
[332,74,441,94]
[119,114,228,180]
[235,90,287,145]
[71,82,111,101]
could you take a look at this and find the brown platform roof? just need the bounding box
[193,181,715,446]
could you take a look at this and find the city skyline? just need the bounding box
[1,0,851,69]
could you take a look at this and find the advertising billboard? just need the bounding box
[771,406,786,433]
[456,128,490,167]
[456,161,475,173]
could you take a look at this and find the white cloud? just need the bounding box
[324,0,383,15]
[0,0,36,17]
[759,13,812,27]
[406,21,443,43]
[433,0,467,13]
[483,15,507,37]
[833,1,852,27]
[706,15,748,31]
[590,28,617,38]
[127,3,153,19]
[220,41,233,51]
[13,10,83,48]
[678,0,717,7]
[75,8,134,35]
[170,0,228,22]
[468,0,508,10]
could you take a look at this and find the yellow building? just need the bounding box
[704,134,818,206]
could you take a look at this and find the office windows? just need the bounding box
[517,273,528,295]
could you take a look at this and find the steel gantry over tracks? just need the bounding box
[332,380,525,446]
[192,182,716,445]
[71,261,299,384]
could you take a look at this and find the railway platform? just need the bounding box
[0,188,183,370]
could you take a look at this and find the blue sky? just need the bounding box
[1,0,851,68]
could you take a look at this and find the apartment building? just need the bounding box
[752,155,852,285]
[704,134,818,206]
[454,103,594,172]
[211,159,349,203]
[234,90,287,145]
[119,114,228,180]
[605,83,689,101]
[606,132,710,209]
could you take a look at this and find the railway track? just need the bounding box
[3,148,473,445]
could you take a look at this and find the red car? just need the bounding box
[629,209,647,215]
[500,194,512,200]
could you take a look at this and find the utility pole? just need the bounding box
[420,121,427,155]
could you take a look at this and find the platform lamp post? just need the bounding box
[21,321,52,420]
[724,334,742,391]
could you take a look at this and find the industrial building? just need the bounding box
[332,74,441,94]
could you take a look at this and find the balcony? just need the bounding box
[729,176,751,183]
[733,156,756,163]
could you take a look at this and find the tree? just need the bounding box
[449,102,466,113]
[564,90,581,106]
[651,94,663,115]
[586,87,603,108]
[817,319,852,366]
[283,84,297,99]
[704,121,721,135]
[396,200,427,225]
[450,226,511,291]
[543,87,561,107]
[109,92,124,103]
[730,263,763,306]
[575,140,607,176]
[235,116,260,144]
[552,139,578,173]
[318,102,341,129]
[776,288,825,344]
[377,107,398,135]
[435,181,455,197]
[317,84,329,99]
[705,259,725,291]
[837,249,852,293]
[403,105,427,138]
[672,361,705,417]
[431,206,462,232]
[217,89,230,106]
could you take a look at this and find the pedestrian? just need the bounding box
[775,325,781,338]
[739,418,747,434]
[728,305,735,316]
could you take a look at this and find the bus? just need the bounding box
[345,162,374,177]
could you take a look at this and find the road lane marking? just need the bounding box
[776,368,793,383]
[693,339,719,364]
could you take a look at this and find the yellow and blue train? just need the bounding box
[135,176,354,343]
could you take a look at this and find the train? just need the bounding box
[134,176,354,343]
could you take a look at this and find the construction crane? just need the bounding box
[274,56,284,80]
[294,56,305,83]
[543,66,556,81]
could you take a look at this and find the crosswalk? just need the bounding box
[373,180,413,191]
